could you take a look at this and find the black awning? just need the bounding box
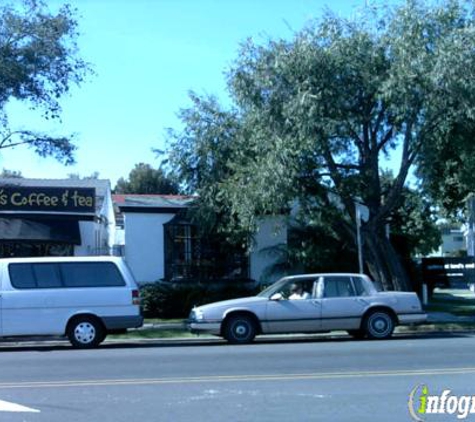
[0,217,81,244]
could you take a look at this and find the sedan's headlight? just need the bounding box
[190,308,204,321]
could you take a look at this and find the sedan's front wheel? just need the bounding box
[223,314,256,344]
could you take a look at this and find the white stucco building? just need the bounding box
[114,194,287,284]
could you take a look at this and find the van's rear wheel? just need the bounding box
[67,316,104,348]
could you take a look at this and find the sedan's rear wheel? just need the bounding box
[223,315,256,344]
[364,311,395,340]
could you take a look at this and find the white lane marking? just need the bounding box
[0,399,40,413]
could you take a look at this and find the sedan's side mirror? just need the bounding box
[270,293,284,301]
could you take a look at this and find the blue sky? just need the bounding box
[2,0,371,186]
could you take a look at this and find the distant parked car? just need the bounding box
[188,273,426,344]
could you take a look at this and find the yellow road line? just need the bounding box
[0,367,474,389]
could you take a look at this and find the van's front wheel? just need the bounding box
[67,316,104,348]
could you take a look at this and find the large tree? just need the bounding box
[114,163,180,195]
[169,0,475,290]
[0,0,90,164]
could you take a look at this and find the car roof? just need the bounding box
[0,256,123,264]
[281,273,369,281]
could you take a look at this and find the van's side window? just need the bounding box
[60,262,126,287]
[9,264,37,289]
[34,264,62,288]
[9,262,126,289]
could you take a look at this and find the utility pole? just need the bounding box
[356,206,364,274]
[467,194,475,257]
[355,202,369,274]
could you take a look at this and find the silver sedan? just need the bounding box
[188,273,427,344]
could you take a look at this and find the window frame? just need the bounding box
[8,261,126,290]
[322,276,357,298]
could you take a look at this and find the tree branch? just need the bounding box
[372,120,414,225]
[376,127,394,153]
[0,130,33,149]
[321,142,357,217]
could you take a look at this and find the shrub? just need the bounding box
[140,280,258,319]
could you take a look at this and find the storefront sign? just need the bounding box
[0,187,95,214]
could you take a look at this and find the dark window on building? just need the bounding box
[164,213,249,282]
[0,243,74,258]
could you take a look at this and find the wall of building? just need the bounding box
[74,220,110,256]
[123,212,175,283]
[74,221,94,256]
[439,229,466,256]
[250,216,287,284]
[75,184,115,257]
[100,185,116,253]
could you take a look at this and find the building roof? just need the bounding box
[0,177,110,191]
[113,194,195,210]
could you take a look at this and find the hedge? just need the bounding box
[140,281,259,319]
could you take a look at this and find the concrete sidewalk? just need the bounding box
[424,288,475,324]
[427,311,475,324]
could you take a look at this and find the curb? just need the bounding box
[1,327,474,349]
[1,319,475,348]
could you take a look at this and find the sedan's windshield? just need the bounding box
[257,276,317,299]
[257,278,289,298]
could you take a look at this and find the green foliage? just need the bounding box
[0,0,91,164]
[140,282,258,319]
[67,171,100,180]
[168,1,475,290]
[263,177,440,277]
[0,168,22,178]
[114,163,180,195]
[381,171,441,257]
[416,120,475,214]
[167,93,253,243]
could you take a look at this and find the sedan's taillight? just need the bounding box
[132,289,140,305]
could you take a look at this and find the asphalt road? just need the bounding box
[0,333,475,421]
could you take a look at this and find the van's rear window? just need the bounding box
[9,262,126,289]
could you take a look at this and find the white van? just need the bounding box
[0,256,143,348]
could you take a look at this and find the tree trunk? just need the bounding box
[363,226,410,291]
